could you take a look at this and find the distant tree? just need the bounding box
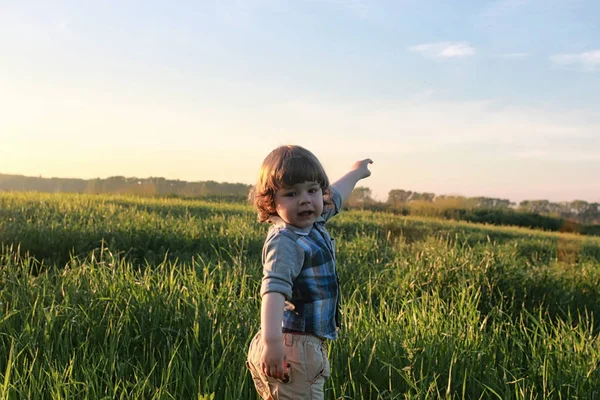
[434,195,469,209]
[470,197,511,209]
[571,200,589,215]
[519,200,551,214]
[422,192,435,202]
[387,189,412,206]
[347,187,374,208]
[408,192,435,202]
[578,201,600,224]
[87,179,102,194]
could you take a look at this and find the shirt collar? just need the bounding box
[267,215,325,236]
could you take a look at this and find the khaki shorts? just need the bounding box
[246,331,331,400]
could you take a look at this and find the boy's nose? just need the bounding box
[299,192,311,204]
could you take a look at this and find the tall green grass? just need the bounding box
[1,192,599,399]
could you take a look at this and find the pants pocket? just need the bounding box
[304,341,328,384]
[246,360,274,400]
[247,333,275,400]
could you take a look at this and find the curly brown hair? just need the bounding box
[249,145,333,222]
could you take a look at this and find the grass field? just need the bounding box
[1,192,599,399]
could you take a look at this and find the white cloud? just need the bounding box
[550,50,600,71]
[408,42,476,59]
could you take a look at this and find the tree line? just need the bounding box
[0,174,251,200]
[1,173,598,232]
[346,187,600,235]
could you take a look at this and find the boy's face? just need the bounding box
[274,181,323,229]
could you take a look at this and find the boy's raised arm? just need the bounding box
[331,158,373,204]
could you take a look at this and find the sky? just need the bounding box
[1,0,599,204]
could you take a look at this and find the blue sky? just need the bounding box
[1,0,599,203]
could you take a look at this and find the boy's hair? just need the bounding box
[250,145,332,222]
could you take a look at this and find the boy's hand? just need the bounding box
[351,158,373,180]
[331,158,374,204]
[261,341,287,380]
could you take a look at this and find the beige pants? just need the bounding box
[246,331,331,400]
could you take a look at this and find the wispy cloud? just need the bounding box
[257,98,599,151]
[213,0,369,26]
[513,149,547,159]
[408,42,476,59]
[55,18,71,35]
[413,88,440,100]
[550,50,600,71]
[494,52,528,59]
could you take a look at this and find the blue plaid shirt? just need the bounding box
[260,187,342,340]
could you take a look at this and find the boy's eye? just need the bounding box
[284,192,296,197]
[308,188,318,194]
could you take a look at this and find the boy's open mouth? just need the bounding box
[298,210,313,217]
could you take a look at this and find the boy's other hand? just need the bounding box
[261,341,287,380]
[351,158,373,180]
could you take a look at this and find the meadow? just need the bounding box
[1,192,599,399]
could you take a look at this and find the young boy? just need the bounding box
[246,145,373,399]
